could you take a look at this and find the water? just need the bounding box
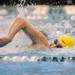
[0,62,75,75]
[0,50,75,75]
[0,5,75,75]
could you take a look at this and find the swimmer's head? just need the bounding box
[57,35,75,47]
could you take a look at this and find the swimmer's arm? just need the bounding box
[7,17,26,39]
[21,19,50,48]
[0,18,25,47]
[0,17,50,48]
[11,17,50,48]
[10,17,50,48]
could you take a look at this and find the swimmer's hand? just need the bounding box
[0,36,11,47]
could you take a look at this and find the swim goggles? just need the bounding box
[54,39,62,48]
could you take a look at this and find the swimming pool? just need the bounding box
[0,5,75,75]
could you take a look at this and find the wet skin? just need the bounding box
[0,17,50,48]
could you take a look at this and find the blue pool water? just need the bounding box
[0,62,75,75]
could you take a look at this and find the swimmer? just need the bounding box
[0,8,75,48]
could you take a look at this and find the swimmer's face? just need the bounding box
[54,39,62,48]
